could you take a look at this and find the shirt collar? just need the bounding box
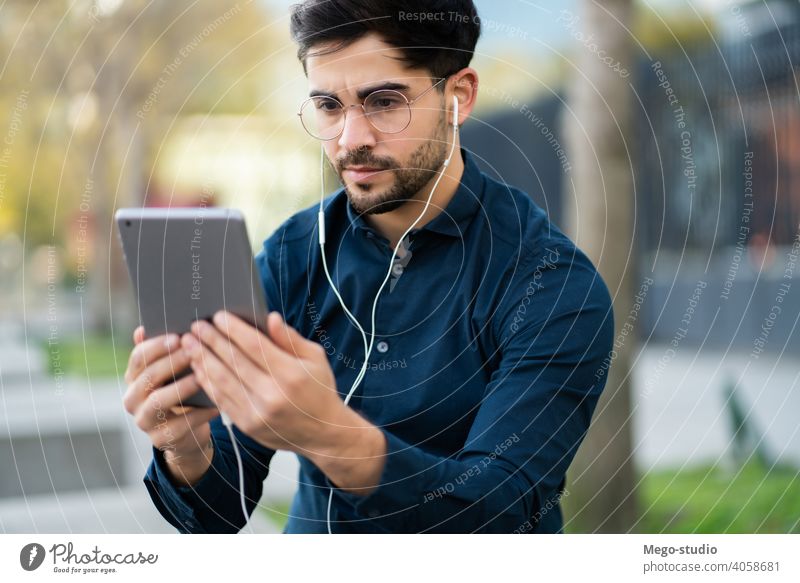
[344,148,485,239]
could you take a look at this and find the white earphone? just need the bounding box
[226,95,460,535]
[317,94,460,533]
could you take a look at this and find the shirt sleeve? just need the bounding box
[144,415,276,533]
[325,242,615,533]
[142,237,285,533]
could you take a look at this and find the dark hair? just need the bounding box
[289,0,481,83]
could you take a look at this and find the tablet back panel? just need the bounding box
[115,207,268,338]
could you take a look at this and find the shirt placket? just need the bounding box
[354,228,419,418]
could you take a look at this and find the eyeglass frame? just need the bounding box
[297,76,449,141]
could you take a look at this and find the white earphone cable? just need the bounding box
[221,411,254,534]
[319,95,460,533]
[217,97,459,535]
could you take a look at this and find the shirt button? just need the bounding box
[392,263,404,276]
[376,341,389,353]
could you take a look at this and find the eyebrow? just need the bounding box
[309,81,412,101]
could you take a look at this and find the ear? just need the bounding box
[449,68,479,126]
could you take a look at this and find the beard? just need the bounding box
[335,114,449,216]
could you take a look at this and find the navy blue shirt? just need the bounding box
[143,148,615,533]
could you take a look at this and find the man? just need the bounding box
[124,0,615,533]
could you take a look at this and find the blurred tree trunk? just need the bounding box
[560,0,639,532]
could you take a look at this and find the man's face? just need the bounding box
[305,33,449,215]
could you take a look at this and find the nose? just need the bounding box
[338,105,377,151]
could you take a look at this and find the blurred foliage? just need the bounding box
[633,4,716,54]
[0,0,280,249]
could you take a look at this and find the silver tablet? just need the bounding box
[115,207,269,408]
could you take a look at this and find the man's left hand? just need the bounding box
[181,310,346,457]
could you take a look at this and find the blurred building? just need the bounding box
[463,0,800,354]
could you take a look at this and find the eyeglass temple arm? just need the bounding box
[408,76,448,105]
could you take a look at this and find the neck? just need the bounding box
[365,147,464,250]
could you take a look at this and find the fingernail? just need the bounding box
[213,311,226,325]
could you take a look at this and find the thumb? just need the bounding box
[267,312,316,359]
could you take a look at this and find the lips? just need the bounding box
[344,166,386,182]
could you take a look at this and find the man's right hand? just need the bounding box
[123,326,220,486]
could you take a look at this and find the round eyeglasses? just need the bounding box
[298,77,447,141]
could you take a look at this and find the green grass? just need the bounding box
[259,500,292,531]
[43,335,133,379]
[636,461,800,533]
[42,334,795,536]
[259,462,800,534]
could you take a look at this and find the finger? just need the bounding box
[135,372,206,431]
[152,408,218,451]
[162,407,220,438]
[209,311,292,372]
[125,333,181,384]
[133,326,145,345]
[182,406,220,428]
[186,335,249,414]
[191,319,266,386]
[125,349,193,415]
[267,311,320,360]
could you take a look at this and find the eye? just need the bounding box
[367,92,405,111]
[315,98,342,113]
